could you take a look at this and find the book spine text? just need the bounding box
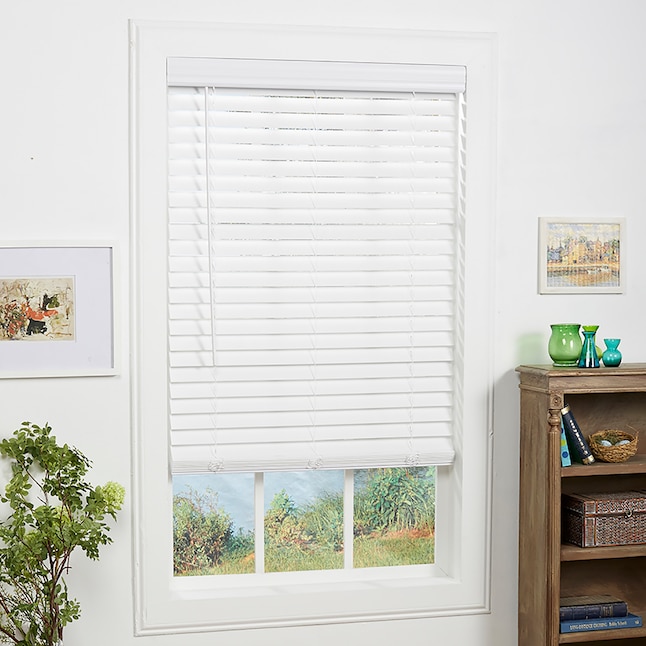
[561,613,642,634]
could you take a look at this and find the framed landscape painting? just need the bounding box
[538,218,624,294]
[0,244,116,378]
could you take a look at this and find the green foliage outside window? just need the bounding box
[354,467,435,533]
[173,467,435,576]
[173,487,234,574]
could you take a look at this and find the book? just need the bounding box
[560,419,571,467]
[560,612,642,634]
[560,595,628,621]
[561,404,595,464]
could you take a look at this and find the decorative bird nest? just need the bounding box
[588,429,638,463]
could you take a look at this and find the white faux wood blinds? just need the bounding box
[168,59,466,474]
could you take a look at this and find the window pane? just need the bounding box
[173,473,255,576]
[264,471,344,573]
[353,467,435,568]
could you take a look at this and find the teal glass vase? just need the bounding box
[602,338,622,367]
[578,325,600,368]
[548,324,582,366]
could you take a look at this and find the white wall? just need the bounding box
[2,2,646,645]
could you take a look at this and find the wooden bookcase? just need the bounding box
[517,364,646,646]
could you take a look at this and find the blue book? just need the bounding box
[560,595,628,621]
[561,404,595,464]
[560,612,642,634]
[560,419,571,467]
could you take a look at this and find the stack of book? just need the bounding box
[560,595,642,634]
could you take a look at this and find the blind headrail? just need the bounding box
[167,57,466,93]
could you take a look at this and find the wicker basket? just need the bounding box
[588,429,638,463]
[563,491,646,546]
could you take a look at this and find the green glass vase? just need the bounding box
[578,325,600,368]
[602,338,622,367]
[548,324,582,366]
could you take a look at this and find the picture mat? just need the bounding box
[539,218,624,294]
[0,246,114,377]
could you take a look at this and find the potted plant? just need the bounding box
[0,421,124,646]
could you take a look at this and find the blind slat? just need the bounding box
[170,376,452,399]
[170,361,451,383]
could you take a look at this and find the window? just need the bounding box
[131,20,495,635]
[168,58,462,576]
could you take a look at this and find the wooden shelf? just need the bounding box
[562,455,646,478]
[562,543,646,562]
[518,364,646,646]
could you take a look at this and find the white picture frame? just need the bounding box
[538,217,624,294]
[0,243,116,378]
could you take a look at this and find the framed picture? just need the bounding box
[538,218,624,294]
[0,243,116,378]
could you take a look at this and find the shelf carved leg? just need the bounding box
[547,396,564,645]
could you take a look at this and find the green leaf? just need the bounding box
[0,421,124,644]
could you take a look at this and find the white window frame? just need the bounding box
[129,20,496,636]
